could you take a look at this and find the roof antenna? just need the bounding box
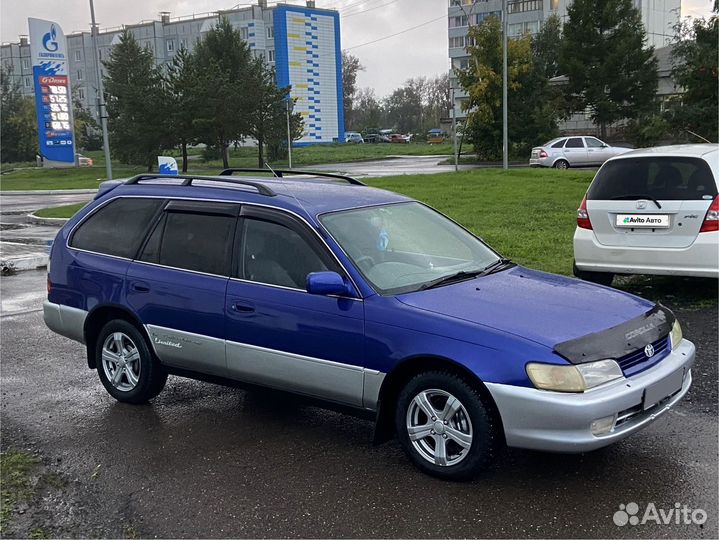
[686,129,712,144]
[264,161,280,178]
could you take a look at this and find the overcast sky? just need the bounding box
[1,0,714,97]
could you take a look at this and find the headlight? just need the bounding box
[526,359,624,392]
[670,319,683,350]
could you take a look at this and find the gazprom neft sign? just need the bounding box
[28,18,76,166]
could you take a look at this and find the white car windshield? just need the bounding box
[320,202,501,294]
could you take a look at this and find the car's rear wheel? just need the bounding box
[96,320,167,404]
[554,159,569,170]
[395,371,498,480]
[573,261,615,286]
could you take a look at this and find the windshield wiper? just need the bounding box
[609,194,662,209]
[418,258,514,291]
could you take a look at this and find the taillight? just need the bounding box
[699,195,719,233]
[539,149,548,158]
[577,195,592,230]
[47,275,52,295]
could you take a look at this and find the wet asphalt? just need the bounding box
[1,270,717,539]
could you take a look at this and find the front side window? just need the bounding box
[141,211,235,276]
[239,218,331,289]
[585,137,605,148]
[71,198,163,258]
[320,202,499,295]
[565,137,584,148]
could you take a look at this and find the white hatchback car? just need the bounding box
[530,136,631,169]
[573,144,719,284]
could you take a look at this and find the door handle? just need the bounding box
[131,282,150,293]
[231,301,255,313]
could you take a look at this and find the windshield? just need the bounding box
[320,202,500,294]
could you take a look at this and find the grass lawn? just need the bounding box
[1,143,462,192]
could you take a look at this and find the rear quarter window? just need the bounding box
[70,198,163,258]
[588,157,718,201]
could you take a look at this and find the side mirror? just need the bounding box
[306,271,354,297]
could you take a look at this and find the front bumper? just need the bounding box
[485,338,695,452]
[574,227,719,278]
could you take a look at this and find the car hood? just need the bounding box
[395,266,654,348]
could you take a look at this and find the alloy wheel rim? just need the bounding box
[406,388,473,467]
[101,332,141,392]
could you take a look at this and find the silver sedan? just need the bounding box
[530,136,631,169]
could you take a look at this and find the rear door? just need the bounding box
[586,156,717,248]
[563,137,588,166]
[126,200,239,376]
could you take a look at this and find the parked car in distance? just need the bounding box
[530,136,631,169]
[574,144,719,284]
[345,131,364,144]
[427,128,446,144]
[45,168,694,480]
[76,154,94,167]
[389,133,411,144]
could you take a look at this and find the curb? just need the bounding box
[1,188,98,196]
[26,213,69,227]
[1,254,48,273]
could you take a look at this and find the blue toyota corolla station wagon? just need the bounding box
[44,169,695,480]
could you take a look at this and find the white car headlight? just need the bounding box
[670,319,683,350]
[526,359,624,393]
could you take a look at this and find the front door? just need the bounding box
[224,206,366,406]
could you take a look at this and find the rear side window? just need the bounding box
[565,138,584,148]
[141,212,235,276]
[70,198,163,258]
[588,157,718,201]
[551,139,566,148]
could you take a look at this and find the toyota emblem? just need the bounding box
[644,343,655,358]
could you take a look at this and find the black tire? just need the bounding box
[95,319,167,404]
[554,159,569,170]
[573,261,614,286]
[395,371,499,481]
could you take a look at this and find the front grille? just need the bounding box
[617,336,670,376]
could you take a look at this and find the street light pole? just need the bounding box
[89,0,112,179]
[451,87,458,172]
[501,0,510,170]
[286,99,293,169]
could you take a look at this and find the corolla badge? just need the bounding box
[42,25,59,52]
[644,343,655,358]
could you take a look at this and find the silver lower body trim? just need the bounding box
[43,300,87,344]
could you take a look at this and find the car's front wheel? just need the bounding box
[95,319,167,404]
[395,371,499,480]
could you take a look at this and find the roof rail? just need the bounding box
[219,168,366,186]
[124,174,276,196]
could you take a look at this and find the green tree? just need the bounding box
[0,65,37,163]
[104,30,170,170]
[458,17,558,160]
[72,93,101,151]
[667,6,718,142]
[352,88,383,131]
[247,59,303,167]
[342,51,364,130]
[560,0,658,138]
[192,18,256,168]
[165,47,199,172]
